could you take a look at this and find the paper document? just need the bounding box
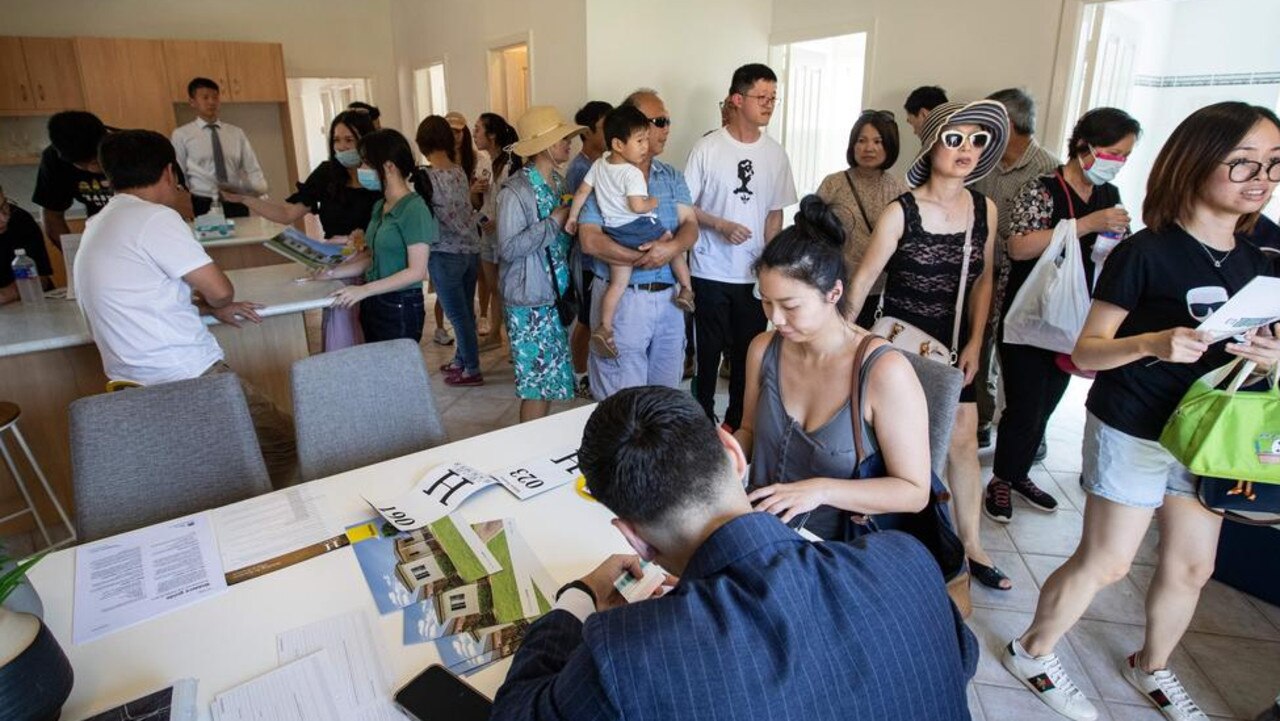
[210,485,347,585]
[73,514,227,644]
[1196,276,1280,342]
[364,463,498,529]
[495,447,584,500]
[277,610,407,721]
[211,651,341,721]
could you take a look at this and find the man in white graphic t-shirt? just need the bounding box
[685,63,798,431]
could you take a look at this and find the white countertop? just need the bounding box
[59,215,288,252]
[26,405,614,720]
[0,264,343,358]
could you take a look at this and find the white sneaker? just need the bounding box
[433,328,454,346]
[1001,639,1099,721]
[1121,653,1208,720]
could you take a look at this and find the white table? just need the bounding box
[25,404,622,720]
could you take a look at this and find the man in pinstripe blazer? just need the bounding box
[492,386,978,720]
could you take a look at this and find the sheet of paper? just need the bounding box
[277,609,395,719]
[504,519,557,618]
[1196,276,1280,342]
[210,651,341,721]
[363,463,498,529]
[73,513,227,644]
[83,678,198,721]
[210,485,346,584]
[495,447,584,500]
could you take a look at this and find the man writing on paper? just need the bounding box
[492,386,977,721]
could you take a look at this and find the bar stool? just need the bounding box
[0,402,77,551]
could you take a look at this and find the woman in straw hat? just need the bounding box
[847,100,1011,591]
[496,106,586,422]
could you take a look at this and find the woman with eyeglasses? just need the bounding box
[816,110,909,329]
[985,108,1141,526]
[1000,102,1280,721]
[847,100,1010,591]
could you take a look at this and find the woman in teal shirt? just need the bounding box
[323,129,438,342]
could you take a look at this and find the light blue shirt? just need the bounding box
[579,158,692,285]
[566,152,592,194]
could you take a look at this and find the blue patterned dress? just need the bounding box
[504,167,575,401]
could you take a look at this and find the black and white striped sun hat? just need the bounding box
[906,100,1010,188]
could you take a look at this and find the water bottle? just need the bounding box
[11,249,44,305]
[1091,204,1127,281]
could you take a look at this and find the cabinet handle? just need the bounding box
[36,84,45,102]
[19,84,28,102]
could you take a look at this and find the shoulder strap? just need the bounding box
[844,171,875,233]
[1054,172,1076,219]
[950,192,976,354]
[850,334,879,464]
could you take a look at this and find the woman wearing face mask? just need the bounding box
[321,129,437,343]
[223,110,379,350]
[1002,102,1280,721]
[847,100,1010,590]
[984,108,1141,525]
[816,110,909,329]
[736,195,932,537]
[496,107,583,422]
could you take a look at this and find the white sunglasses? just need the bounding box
[939,130,992,150]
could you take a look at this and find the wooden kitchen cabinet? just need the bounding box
[74,37,175,134]
[22,38,85,110]
[162,39,230,102]
[223,41,286,102]
[0,38,34,111]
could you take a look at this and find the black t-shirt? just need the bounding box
[285,160,381,237]
[1087,225,1275,440]
[0,203,53,286]
[1247,214,1280,274]
[31,145,114,216]
[1002,170,1121,319]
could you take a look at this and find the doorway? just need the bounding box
[488,42,530,122]
[286,77,373,176]
[413,62,448,121]
[768,31,868,216]
[1059,0,1280,230]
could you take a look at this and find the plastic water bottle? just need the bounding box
[1091,204,1127,285]
[11,249,43,305]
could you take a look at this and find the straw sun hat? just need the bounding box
[906,100,1010,188]
[509,106,586,158]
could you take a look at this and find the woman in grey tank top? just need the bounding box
[736,197,932,540]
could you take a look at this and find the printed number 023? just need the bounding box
[508,468,545,490]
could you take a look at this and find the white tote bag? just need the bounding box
[1003,218,1091,354]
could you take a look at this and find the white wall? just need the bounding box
[389,0,587,138]
[584,0,774,169]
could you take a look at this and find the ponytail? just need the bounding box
[753,195,849,315]
[409,166,435,209]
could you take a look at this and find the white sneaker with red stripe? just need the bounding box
[1121,653,1208,720]
[1001,639,1099,720]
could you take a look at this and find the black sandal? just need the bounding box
[969,558,1013,591]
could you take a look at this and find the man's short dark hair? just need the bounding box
[48,111,108,165]
[988,88,1036,136]
[729,63,778,96]
[603,106,650,150]
[187,77,219,98]
[575,100,614,130]
[99,130,178,191]
[904,86,948,115]
[348,101,381,122]
[579,386,732,524]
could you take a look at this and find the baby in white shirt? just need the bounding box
[567,106,694,358]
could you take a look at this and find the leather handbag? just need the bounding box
[870,196,973,366]
[842,335,973,617]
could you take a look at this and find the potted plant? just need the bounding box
[0,547,73,721]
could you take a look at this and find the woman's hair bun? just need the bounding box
[794,194,845,248]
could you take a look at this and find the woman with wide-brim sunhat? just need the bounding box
[497,106,587,422]
[847,100,1012,591]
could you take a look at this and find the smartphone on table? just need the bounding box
[394,664,492,721]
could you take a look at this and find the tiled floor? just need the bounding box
[5,312,1279,720]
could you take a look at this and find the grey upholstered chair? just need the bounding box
[70,372,272,541]
[901,353,964,477]
[291,339,447,482]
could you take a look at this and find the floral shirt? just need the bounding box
[526,166,571,296]
[425,165,481,254]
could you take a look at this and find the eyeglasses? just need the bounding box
[742,94,780,107]
[939,130,992,150]
[1223,159,1280,183]
[647,116,672,129]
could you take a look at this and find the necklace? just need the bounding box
[1194,239,1234,268]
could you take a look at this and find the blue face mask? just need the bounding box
[357,167,382,191]
[335,148,361,168]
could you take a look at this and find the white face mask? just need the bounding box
[1083,146,1126,185]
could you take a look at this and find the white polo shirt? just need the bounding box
[75,193,225,384]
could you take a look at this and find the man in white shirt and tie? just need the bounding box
[171,77,268,218]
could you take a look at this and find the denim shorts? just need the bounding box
[1081,412,1198,508]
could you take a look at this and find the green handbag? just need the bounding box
[1159,359,1280,484]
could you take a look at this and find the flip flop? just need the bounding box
[969,558,1013,591]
